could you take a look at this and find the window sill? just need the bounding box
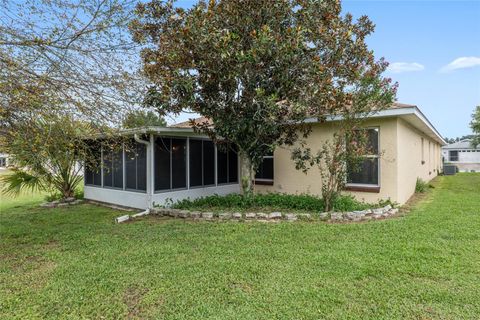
[254,180,274,186]
[344,185,380,193]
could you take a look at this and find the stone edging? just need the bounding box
[40,197,84,208]
[149,205,398,223]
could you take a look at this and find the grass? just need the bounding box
[0,173,479,319]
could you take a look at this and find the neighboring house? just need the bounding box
[0,153,10,168]
[83,103,445,209]
[442,139,480,172]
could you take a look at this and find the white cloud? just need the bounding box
[387,62,425,73]
[440,57,480,73]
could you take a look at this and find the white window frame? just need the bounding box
[346,127,380,188]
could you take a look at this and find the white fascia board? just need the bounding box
[304,107,447,145]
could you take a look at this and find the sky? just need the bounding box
[168,0,480,139]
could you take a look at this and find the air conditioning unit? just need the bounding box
[443,165,457,175]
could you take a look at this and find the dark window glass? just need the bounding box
[85,146,101,186]
[255,158,273,180]
[155,137,171,191]
[228,147,238,183]
[347,128,379,185]
[203,140,215,185]
[366,129,379,154]
[217,148,228,184]
[102,148,113,187]
[136,143,147,191]
[125,145,137,190]
[449,150,458,161]
[347,158,379,185]
[171,138,186,189]
[113,149,123,189]
[189,139,203,187]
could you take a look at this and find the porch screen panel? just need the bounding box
[102,148,113,187]
[203,140,215,186]
[125,141,147,191]
[171,138,187,189]
[112,148,123,189]
[155,137,171,191]
[85,146,101,186]
[189,139,203,187]
[136,143,147,191]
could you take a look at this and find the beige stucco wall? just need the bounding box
[254,116,443,206]
[396,118,442,204]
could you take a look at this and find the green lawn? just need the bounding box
[1,174,479,319]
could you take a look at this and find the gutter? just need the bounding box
[134,134,153,210]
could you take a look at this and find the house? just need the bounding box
[442,139,480,172]
[83,103,446,209]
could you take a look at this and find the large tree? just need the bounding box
[122,109,167,128]
[470,106,480,148]
[130,0,396,194]
[0,0,143,128]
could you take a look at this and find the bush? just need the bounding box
[172,192,378,212]
[415,178,429,193]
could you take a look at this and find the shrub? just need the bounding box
[415,178,429,193]
[172,192,379,212]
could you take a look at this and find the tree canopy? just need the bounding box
[122,109,167,128]
[0,0,144,128]
[470,106,480,148]
[130,0,396,193]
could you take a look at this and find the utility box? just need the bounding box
[444,165,457,175]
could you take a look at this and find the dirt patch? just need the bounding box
[123,285,149,319]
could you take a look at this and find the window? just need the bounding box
[102,144,123,189]
[125,141,147,191]
[217,144,238,184]
[255,152,274,181]
[154,137,187,191]
[85,144,102,186]
[449,150,458,162]
[347,128,379,186]
[189,139,215,188]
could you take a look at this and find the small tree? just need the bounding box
[1,115,96,199]
[130,0,396,195]
[470,105,480,148]
[122,109,167,128]
[291,116,381,212]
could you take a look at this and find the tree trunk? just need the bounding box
[239,151,254,196]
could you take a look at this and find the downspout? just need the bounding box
[134,133,152,211]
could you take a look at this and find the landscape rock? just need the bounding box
[57,203,69,207]
[319,212,330,221]
[383,204,392,211]
[190,211,201,219]
[71,199,83,205]
[268,212,282,219]
[201,212,214,220]
[285,213,297,221]
[40,202,56,208]
[219,213,232,220]
[256,213,268,219]
[330,212,344,221]
[168,209,181,217]
[64,197,76,203]
[245,212,256,219]
[388,208,399,215]
[178,210,190,218]
[372,208,385,215]
[232,212,243,219]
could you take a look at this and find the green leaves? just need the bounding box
[131,0,397,194]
